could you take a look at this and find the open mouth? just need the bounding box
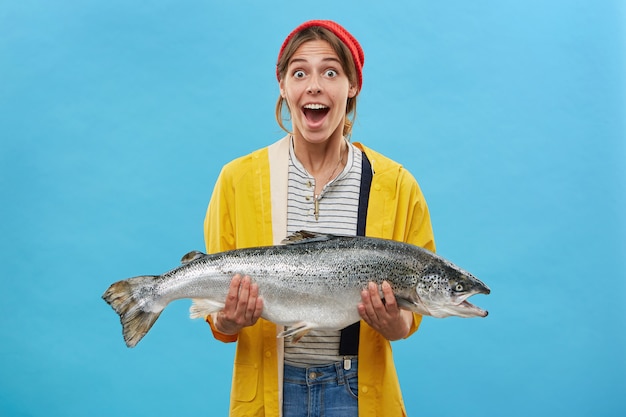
[459,300,489,317]
[414,295,489,319]
[303,103,329,124]
[452,290,489,318]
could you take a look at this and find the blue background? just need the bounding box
[1,1,624,416]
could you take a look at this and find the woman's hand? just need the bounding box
[214,274,264,335]
[358,281,412,341]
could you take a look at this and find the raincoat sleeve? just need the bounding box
[203,163,239,343]
[358,143,436,340]
[395,166,436,339]
[202,147,275,344]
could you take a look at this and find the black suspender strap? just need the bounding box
[356,152,373,237]
[339,151,373,356]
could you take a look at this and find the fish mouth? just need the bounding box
[458,299,488,318]
[414,295,489,319]
[452,288,489,317]
[428,291,488,318]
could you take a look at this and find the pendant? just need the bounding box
[314,196,320,221]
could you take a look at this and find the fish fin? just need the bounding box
[281,230,335,245]
[189,298,225,319]
[181,250,206,264]
[102,276,163,348]
[277,321,314,343]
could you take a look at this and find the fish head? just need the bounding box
[415,258,490,318]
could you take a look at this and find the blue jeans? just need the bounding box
[283,361,358,417]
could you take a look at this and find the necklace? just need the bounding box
[324,145,346,185]
[314,142,347,221]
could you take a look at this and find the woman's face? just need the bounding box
[280,39,358,145]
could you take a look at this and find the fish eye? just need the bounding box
[455,283,464,292]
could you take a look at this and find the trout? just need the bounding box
[103,231,490,347]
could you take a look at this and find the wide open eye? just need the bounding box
[293,70,306,79]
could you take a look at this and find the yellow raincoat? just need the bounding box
[204,136,435,417]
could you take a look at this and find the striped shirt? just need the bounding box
[284,138,363,367]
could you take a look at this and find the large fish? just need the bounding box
[103,231,490,348]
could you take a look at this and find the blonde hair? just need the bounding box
[275,26,359,137]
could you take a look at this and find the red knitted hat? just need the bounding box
[276,20,365,90]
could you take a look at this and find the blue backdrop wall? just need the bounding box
[1,1,624,416]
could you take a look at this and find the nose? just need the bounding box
[307,75,322,94]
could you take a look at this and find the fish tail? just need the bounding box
[102,276,163,348]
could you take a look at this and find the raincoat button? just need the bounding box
[265,351,271,358]
[361,386,369,393]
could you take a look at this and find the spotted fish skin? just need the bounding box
[102,231,490,348]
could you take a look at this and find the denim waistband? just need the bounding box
[284,360,358,386]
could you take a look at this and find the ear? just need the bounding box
[348,84,358,98]
[279,79,286,98]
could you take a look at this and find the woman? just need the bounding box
[204,20,435,417]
